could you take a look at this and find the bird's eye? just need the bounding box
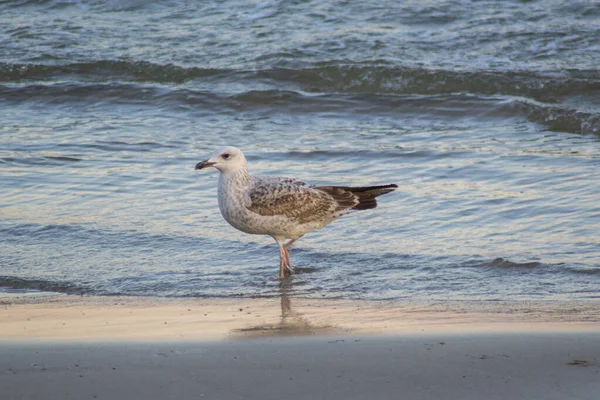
[222,153,230,159]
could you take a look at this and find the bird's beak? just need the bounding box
[195,159,216,170]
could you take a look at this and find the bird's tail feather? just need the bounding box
[316,184,397,211]
[347,184,397,210]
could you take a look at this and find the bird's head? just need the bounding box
[195,146,247,174]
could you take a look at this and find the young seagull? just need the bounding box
[195,146,397,278]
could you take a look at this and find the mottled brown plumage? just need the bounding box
[247,182,398,224]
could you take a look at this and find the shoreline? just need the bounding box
[2,293,599,341]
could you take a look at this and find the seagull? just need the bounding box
[195,146,397,278]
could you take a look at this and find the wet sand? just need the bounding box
[2,294,600,341]
[1,294,600,399]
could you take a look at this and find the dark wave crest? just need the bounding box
[3,60,599,99]
[0,276,89,294]
[510,100,600,135]
[1,60,599,135]
[0,61,227,84]
[484,258,542,269]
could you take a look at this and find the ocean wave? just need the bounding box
[563,266,600,275]
[472,258,600,277]
[484,258,542,269]
[0,60,226,84]
[0,276,89,294]
[509,100,600,135]
[3,60,599,100]
[2,0,151,12]
[0,82,494,115]
[2,83,597,135]
[1,60,599,134]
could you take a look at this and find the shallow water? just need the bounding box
[1,0,599,300]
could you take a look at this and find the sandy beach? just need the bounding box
[2,294,600,399]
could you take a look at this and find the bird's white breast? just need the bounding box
[217,171,252,232]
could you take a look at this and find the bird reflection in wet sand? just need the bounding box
[231,278,335,338]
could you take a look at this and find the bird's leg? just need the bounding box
[284,235,303,251]
[276,240,294,278]
[282,236,302,274]
[277,241,289,279]
[283,247,293,274]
